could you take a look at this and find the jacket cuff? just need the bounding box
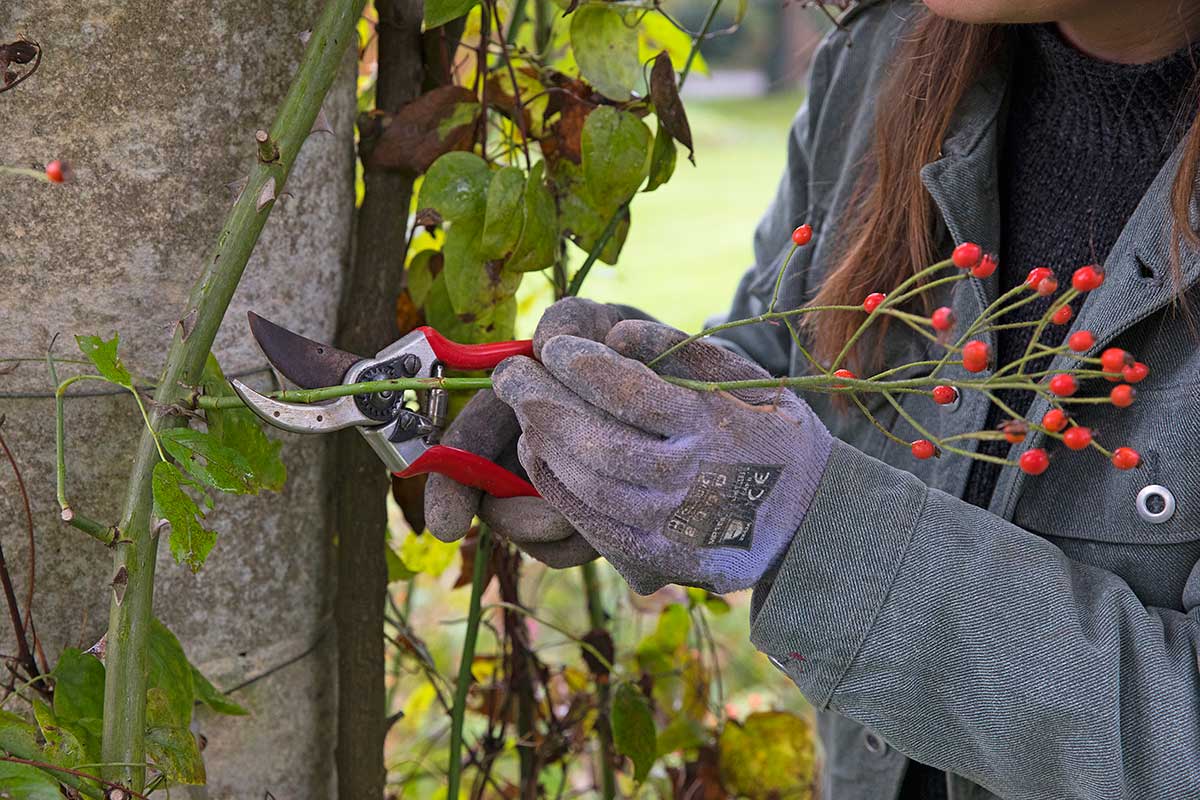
[749,439,928,707]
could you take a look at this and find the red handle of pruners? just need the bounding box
[417,326,534,371]
[395,445,540,498]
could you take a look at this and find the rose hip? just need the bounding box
[1051,305,1074,325]
[1025,267,1053,290]
[1110,384,1136,408]
[953,242,982,270]
[1072,264,1105,292]
[1049,374,1078,397]
[911,439,937,460]
[973,253,998,279]
[1122,362,1149,384]
[1062,426,1092,451]
[791,224,813,246]
[931,306,956,332]
[932,385,959,405]
[962,340,990,373]
[863,293,886,313]
[1020,449,1050,475]
[1112,447,1141,470]
[1042,408,1069,433]
[1068,331,1095,352]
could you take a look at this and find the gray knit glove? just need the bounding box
[492,320,834,595]
[424,298,627,567]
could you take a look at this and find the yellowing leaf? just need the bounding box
[719,711,815,800]
[399,530,459,577]
[638,11,708,74]
[570,6,640,101]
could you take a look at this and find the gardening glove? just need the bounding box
[424,298,632,567]
[491,319,834,595]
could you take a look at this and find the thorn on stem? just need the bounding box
[256,177,277,212]
[310,108,334,136]
[111,566,128,606]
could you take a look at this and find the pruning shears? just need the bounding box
[231,312,540,498]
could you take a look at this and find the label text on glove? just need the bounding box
[664,463,782,549]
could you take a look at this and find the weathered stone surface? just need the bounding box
[0,2,354,795]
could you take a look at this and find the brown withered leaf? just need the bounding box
[394,289,424,335]
[668,745,729,800]
[650,52,694,164]
[541,94,593,166]
[391,472,427,534]
[368,85,480,174]
[581,628,614,678]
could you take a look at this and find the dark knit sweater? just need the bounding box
[903,23,1198,800]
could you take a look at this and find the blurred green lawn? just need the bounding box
[517,91,804,335]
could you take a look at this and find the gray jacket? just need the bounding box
[712,3,1200,799]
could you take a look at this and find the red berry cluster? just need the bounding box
[770,229,1147,479]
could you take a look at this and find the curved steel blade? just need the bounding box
[247,311,364,389]
[230,379,369,433]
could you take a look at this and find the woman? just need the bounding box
[426,1,1200,798]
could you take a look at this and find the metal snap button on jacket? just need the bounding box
[1136,485,1176,524]
[863,730,888,755]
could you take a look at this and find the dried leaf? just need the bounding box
[369,86,480,174]
[391,472,428,534]
[650,52,694,162]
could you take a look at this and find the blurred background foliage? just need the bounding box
[361,0,831,795]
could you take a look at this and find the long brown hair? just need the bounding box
[808,11,1200,365]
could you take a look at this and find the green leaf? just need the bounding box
[443,215,522,316]
[145,693,206,785]
[75,334,133,387]
[611,682,657,783]
[416,151,490,223]
[645,120,677,192]
[153,461,218,572]
[570,6,641,101]
[0,761,64,800]
[481,167,527,259]
[147,618,197,728]
[192,666,249,717]
[0,710,42,757]
[201,356,287,492]
[506,162,558,273]
[160,428,256,495]
[425,0,479,29]
[719,711,815,800]
[33,700,93,767]
[52,649,105,724]
[554,160,630,265]
[636,604,690,674]
[582,106,652,212]
[407,250,442,307]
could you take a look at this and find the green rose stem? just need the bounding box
[94,0,367,789]
[446,524,492,800]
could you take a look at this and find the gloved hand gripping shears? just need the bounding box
[230,312,540,499]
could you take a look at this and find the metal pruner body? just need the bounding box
[231,313,538,498]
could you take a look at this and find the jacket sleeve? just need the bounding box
[706,34,835,375]
[750,439,1200,800]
